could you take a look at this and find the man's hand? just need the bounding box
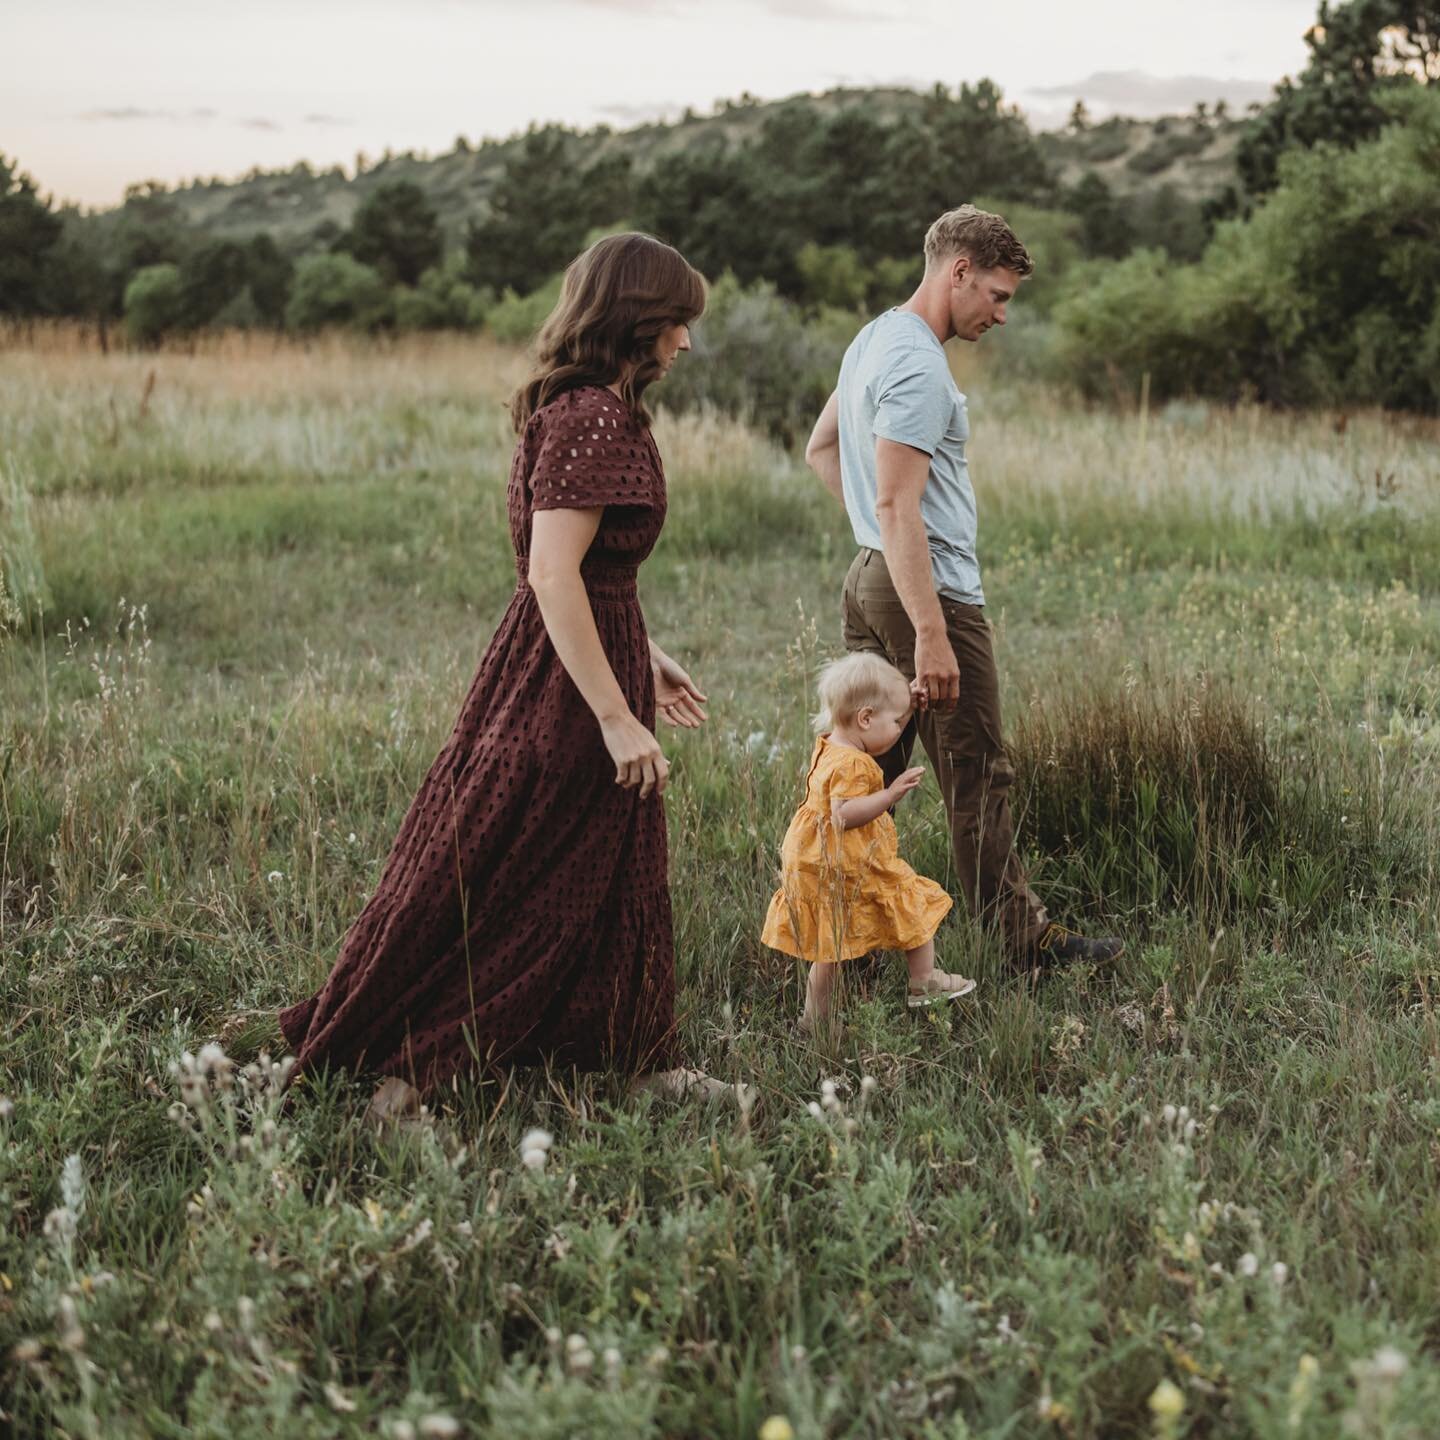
[913,628,960,709]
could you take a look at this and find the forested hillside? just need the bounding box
[110,89,1246,255]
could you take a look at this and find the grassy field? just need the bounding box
[2,328,1439,1438]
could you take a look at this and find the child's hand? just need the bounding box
[887,766,926,802]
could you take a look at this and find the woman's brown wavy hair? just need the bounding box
[509,232,706,433]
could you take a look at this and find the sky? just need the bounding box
[7,0,1323,210]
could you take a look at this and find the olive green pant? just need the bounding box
[842,547,1048,955]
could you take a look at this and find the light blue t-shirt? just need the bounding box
[837,308,983,607]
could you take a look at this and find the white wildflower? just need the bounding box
[1237,1252,1259,1277]
[820,1079,837,1102]
[402,1218,434,1251]
[197,1042,228,1072]
[43,1207,77,1252]
[805,1101,823,1119]
[324,1382,357,1413]
[860,1075,878,1096]
[266,870,284,884]
[1161,1104,1177,1124]
[0,1096,13,1121]
[521,1147,548,1172]
[1370,1345,1407,1380]
[418,1418,461,1439]
[56,1294,84,1351]
[61,1154,86,1217]
[1270,1261,1289,1288]
[519,1128,553,1154]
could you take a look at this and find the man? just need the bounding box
[806,204,1122,969]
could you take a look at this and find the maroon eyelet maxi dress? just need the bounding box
[278,384,678,1093]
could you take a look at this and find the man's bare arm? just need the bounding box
[805,390,844,504]
[874,437,960,705]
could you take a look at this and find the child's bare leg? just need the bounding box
[905,937,936,986]
[802,962,839,1028]
[905,936,976,1007]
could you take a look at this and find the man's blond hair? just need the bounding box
[923,204,1033,276]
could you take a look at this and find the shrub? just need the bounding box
[393,254,493,332]
[123,263,184,345]
[658,273,852,445]
[485,276,563,345]
[284,253,391,333]
[1049,87,1440,412]
[796,243,869,311]
[1009,680,1373,925]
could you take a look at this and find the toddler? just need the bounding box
[762,652,976,1030]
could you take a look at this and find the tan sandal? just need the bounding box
[632,1067,755,1108]
[907,969,978,1009]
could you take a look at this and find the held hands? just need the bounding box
[912,629,960,710]
[652,648,708,729]
[886,766,927,805]
[601,713,670,798]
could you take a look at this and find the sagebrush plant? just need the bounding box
[2,328,1438,1437]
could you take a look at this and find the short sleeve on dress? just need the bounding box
[825,748,882,803]
[529,389,657,513]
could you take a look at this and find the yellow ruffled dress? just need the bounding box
[761,735,953,963]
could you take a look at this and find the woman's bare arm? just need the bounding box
[528,508,668,796]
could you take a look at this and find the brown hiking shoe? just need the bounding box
[1030,922,1125,969]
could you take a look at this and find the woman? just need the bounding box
[280,232,730,1121]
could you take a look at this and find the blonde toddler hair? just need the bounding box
[813,652,909,733]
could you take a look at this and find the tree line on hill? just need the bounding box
[1,0,1436,420]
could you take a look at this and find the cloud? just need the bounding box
[547,0,882,15]
[238,116,282,131]
[303,113,353,127]
[759,0,879,15]
[82,106,217,123]
[1026,70,1277,113]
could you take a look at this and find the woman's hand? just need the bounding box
[651,647,708,729]
[600,712,670,798]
